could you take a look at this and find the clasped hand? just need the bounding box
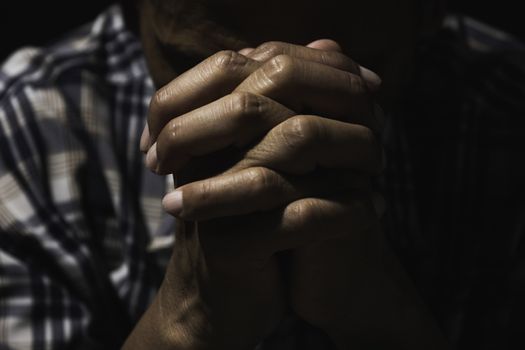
[140,39,401,349]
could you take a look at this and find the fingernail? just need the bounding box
[238,47,254,56]
[359,65,382,90]
[140,125,150,152]
[306,39,342,52]
[145,142,158,172]
[162,190,183,216]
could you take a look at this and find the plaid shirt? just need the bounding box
[0,6,172,348]
[1,5,524,349]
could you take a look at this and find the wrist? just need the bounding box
[122,297,207,350]
[153,237,264,350]
[157,263,219,348]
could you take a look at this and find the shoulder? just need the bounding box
[0,4,151,171]
[411,14,525,115]
[0,5,151,216]
[443,14,525,53]
[0,4,148,120]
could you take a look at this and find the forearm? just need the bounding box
[123,220,281,350]
[122,280,210,350]
[123,266,272,350]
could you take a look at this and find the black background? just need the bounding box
[1,1,524,61]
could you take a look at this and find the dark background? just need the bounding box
[1,1,524,61]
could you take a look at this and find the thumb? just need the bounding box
[306,38,343,52]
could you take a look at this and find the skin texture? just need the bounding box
[123,1,450,349]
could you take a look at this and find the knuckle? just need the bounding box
[149,87,171,116]
[344,72,367,96]
[227,92,268,146]
[318,50,331,66]
[155,120,189,173]
[280,115,320,150]
[164,118,180,141]
[211,50,247,73]
[254,41,284,58]
[261,54,296,86]
[268,54,295,75]
[157,121,177,154]
[290,198,322,226]
[183,180,213,218]
[229,91,264,118]
[196,179,213,202]
[245,167,281,195]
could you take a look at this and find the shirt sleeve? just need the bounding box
[0,50,124,349]
[0,249,90,349]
